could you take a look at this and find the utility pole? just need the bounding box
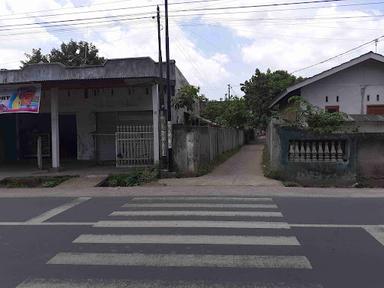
[375,39,379,53]
[156,5,167,168]
[164,0,173,171]
[227,84,231,100]
[84,44,88,65]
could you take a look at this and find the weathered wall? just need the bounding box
[173,125,245,175]
[301,59,384,114]
[267,123,384,186]
[275,127,357,186]
[356,134,384,181]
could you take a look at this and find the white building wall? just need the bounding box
[40,86,153,160]
[301,60,384,114]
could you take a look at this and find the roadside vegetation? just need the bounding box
[0,176,75,188]
[283,96,347,134]
[101,167,158,187]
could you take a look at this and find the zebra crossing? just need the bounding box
[17,196,322,288]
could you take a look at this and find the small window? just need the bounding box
[336,96,339,102]
[377,94,380,101]
[325,96,329,103]
[367,94,370,101]
[326,106,339,113]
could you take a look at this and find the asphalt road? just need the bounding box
[0,195,384,288]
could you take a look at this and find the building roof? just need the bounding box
[270,51,384,108]
[0,57,176,85]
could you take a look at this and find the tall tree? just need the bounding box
[201,96,250,129]
[20,48,49,66]
[241,69,302,130]
[21,40,106,67]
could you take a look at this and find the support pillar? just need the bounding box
[51,88,60,169]
[152,84,160,164]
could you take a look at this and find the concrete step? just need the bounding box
[56,175,108,189]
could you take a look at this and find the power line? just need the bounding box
[171,13,384,24]
[0,0,356,31]
[0,0,228,21]
[0,14,154,33]
[168,1,384,18]
[0,1,378,34]
[167,0,354,13]
[291,36,384,73]
[0,0,135,17]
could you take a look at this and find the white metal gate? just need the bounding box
[115,125,154,167]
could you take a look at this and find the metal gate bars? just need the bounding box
[115,125,154,167]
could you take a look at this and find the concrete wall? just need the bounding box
[267,123,384,186]
[274,127,357,186]
[173,125,244,175]
[301,59,384,114]
[357,135,384,181]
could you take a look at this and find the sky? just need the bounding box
[0,0,383,99]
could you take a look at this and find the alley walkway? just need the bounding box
[159,144,282,187]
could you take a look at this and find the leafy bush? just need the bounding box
[284,96,346,134]
[0,176,74,188]
[103,167,158,187]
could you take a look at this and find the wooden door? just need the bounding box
[367,105,384,115]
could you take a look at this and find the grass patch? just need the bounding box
[282,181,302,187]
[101,167,158,187]
[0,176,75,188]
[196,147,241,177]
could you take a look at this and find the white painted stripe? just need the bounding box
[74,234,300,246]
[17,279,323,288]
[110,211,283,217]
[48,252,312,269]
[290,224,368,228]
[365,226,384,246]
[26,197,91,223]
[131,197,273,202]
[94,220,290,229]
[0,222,93,226]
[123,203,278,209]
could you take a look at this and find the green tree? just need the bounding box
[21,40,105,67]
[241,69,302,130]
[173,85,207,112]
[20,48,49,66]
[202,96,250,128]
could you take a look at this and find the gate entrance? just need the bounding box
[115,125,154,167]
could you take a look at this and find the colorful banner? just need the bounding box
[0,85,41,114]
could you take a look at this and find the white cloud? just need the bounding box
[0,0,384,99]
[0,0,231,98]
[201,3,384,77]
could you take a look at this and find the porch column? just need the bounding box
[51,87,60,169]
[152,84,160,164]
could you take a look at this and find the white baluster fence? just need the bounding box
[288,140,348,163]
[115,125,154,167]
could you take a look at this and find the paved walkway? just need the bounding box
[159,144,282,186]
[55,175,108,189]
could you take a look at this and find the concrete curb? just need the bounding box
[0,185,383,198]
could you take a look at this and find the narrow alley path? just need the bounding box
[160,144,282,186]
